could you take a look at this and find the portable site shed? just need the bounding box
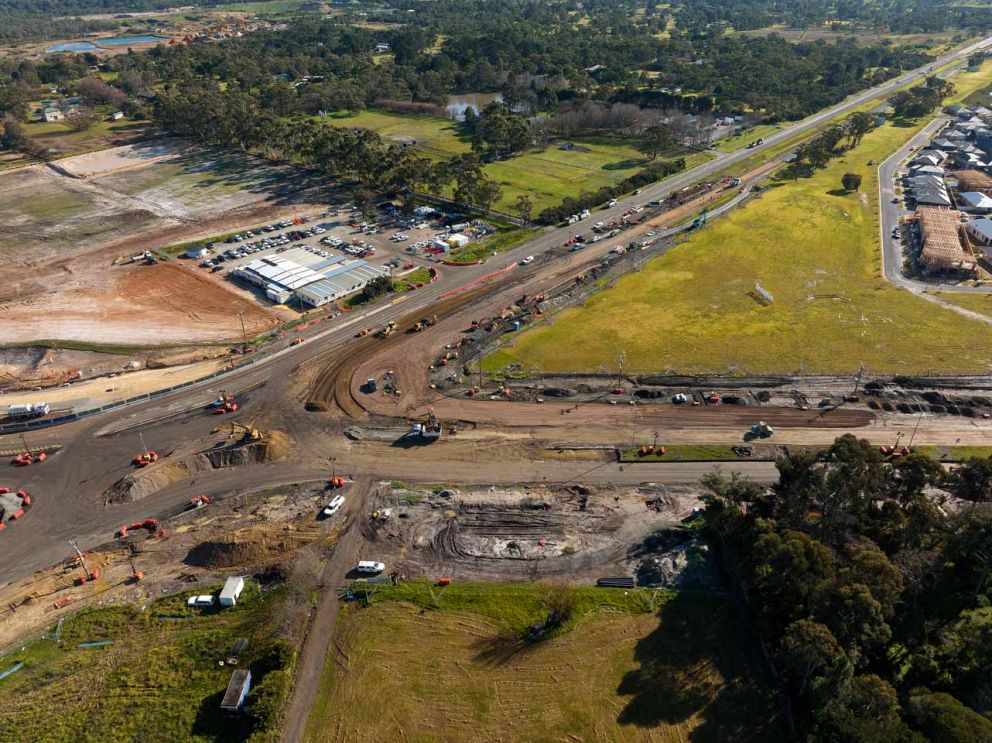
[220,576,245,606]
[220,669,252,715]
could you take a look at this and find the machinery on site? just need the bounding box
[127,551,144,583]
[116,518,163,539]
[5,402,50,421]
[689,210,708,231]
[187,494,210,510]
[376,321,398,338]
[410,315,438,332]
[408,408,442,441]
[210,392,234,408]
[133,433,158,468]
[213,400,238,415]
[12,436,46,466]
[69,541,99,584]
[750,421,774,438]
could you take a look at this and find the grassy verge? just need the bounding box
[304,582,780,742]
[712,124,783,153]
[932,290,992,319]
[488,106,992,374]
[0,582,293,741]
[915,445,992,461]
[393,267,432,291]
[447,226,539,263]
[620,444,771,462]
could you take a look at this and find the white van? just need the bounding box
[357,561,385,574]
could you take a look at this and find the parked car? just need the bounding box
[187,595,216,607]
[521,255,535,265]
[323,494,346,517]
[357,560,385,574]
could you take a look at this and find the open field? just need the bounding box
[732,24,964,51]
[0,139,323,344]
[327,109,706,213]
[486,119,992,375]
[712,124,783,153]
[0,583,291,741]
[305,583,780,742]
[933,291,992,318]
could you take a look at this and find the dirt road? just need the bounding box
[281,478,371,743]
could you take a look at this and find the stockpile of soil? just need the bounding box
[185,524,322,568]
[104,429,292,504]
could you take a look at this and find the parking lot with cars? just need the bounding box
[189,204,495,281]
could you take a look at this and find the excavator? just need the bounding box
[70,541,99,584]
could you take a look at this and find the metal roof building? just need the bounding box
[295,261,390,307]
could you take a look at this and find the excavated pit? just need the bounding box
[103,429,291,504]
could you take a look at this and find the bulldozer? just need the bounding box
[411,315,438,332]
[749,421,774,438]
[376,321,398,338]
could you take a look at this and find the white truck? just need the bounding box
[6,403,50,419]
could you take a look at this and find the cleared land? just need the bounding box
[486,118,992,375]
[0,584,291,741]
[0,139,320,344]
[327,109,706,213]
[305,583,780,742]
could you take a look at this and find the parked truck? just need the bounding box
[6,403,50,420]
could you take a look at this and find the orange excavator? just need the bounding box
[116,518,164,539]
[133,433,158,467]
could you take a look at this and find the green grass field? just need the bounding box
[486,117,992,376]
[0,582,293,741]
[447,226,540,263]
[304,582,780,742]
[326,109,707,213]
[712,124,783,153]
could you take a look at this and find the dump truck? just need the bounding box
[409,408,442,441]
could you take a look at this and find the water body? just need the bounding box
[445,92,503,121]
[98,34,169,45]
[46,35,168,53]
[46,41,100,53]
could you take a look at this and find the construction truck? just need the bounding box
[750,421,774,438]
[689,211,708,231]
[411,315,438,332]
[409,408,442,441]
[6,403,50,420]
[187,494,210,510]
[376,321,398,338]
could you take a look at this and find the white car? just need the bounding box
[521,255,535,265]
[357,560,385,574]
[323,495,346,517]
[187,595,216,607]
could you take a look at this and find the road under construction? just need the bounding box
[2,35,992,739]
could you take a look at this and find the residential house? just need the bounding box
[916,206,975,275]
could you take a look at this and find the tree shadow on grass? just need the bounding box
[616,595,784,742]
[602,157,650,171]
[471,629,539,666]
[826,188,854,197]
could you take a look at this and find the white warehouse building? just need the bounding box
[232,250,389,307]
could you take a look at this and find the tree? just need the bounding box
[813,583,892,665]
[637,124,676,160]
[846,111,875,147]
[63,106,99,132]
[0,117,27,151]
[949,456,992,501]
[512,194,533,222]
[841,173,862,192]
[907,690,992,742]
[845,550,903,619]
[778,619,851,702]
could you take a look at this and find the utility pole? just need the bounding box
[907,410,925,449]
[617,350,626,389]
[853,362,867,395]
[238,311,249,353]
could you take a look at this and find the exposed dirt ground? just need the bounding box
[364,482,715,587]
[0,140,330,345]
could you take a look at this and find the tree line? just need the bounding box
[701,435,992,740]
[153,85,505,212]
